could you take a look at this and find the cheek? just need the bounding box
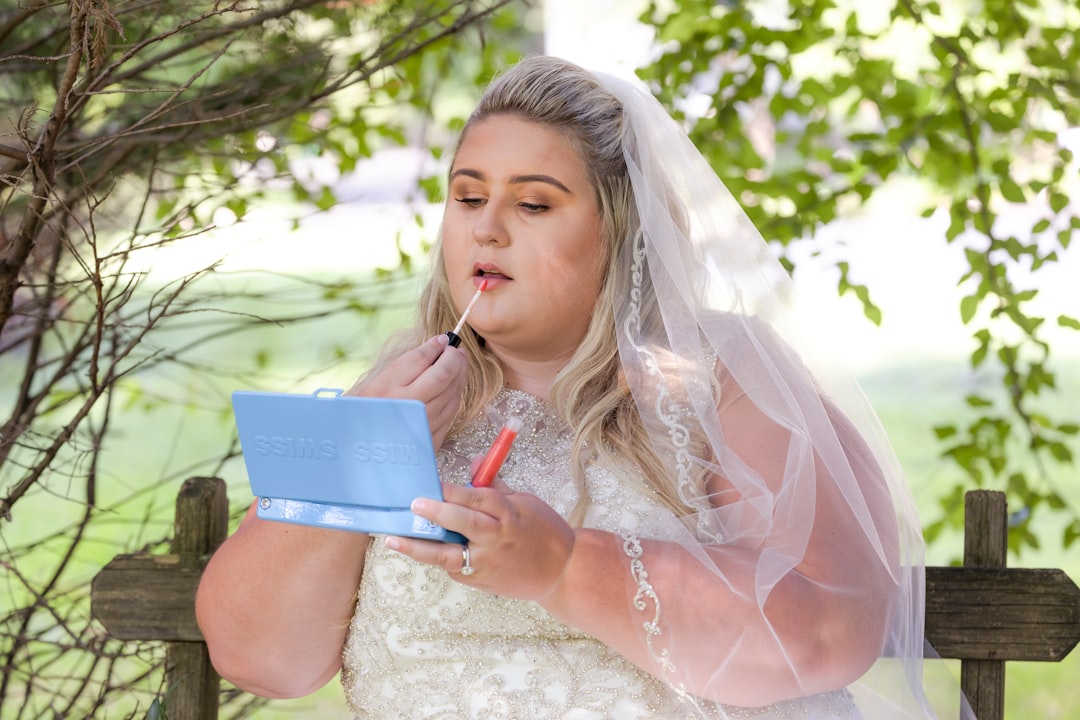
[569,226,606,297]
[549,246,603,309]
[441,204,471,247]
[441,230,469,271]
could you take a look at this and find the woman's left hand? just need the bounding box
[385,481,574,602]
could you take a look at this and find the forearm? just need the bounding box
[539,528,887,707]
[195,503,369,698]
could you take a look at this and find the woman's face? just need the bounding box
[442,115,605,361]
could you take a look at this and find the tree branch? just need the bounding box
[0,2,88,333]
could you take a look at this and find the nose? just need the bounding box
[471,202,509,246]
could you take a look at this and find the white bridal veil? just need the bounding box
[593,68,975,719]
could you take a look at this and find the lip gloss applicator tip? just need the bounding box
[446,278,488,348]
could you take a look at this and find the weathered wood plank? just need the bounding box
[169,476,226,720]
[174,475,229,556]
[962,490,1008,720]
[91,553,206,641]
[167,642,220,720]
[925,567,1080,661]
[95,545,1080,658]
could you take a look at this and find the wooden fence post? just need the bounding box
[961,490,1007,720]
[166,476,228,720]
[93,477,228,720]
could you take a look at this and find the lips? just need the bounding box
[474,263,512,281]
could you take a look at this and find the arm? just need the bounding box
[195,334,467,697]
[540,386,899,706]
[195,505,369,698]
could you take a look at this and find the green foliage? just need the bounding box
[642,0,1080,554]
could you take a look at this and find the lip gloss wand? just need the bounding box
[472,417,521,487]
[445,279,488,348]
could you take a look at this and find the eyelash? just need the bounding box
[454,198,549,213]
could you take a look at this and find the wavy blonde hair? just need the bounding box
[371,56,702,522]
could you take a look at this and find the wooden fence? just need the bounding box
[91,478,1080,720]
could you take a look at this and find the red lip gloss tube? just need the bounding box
[472,417,521,487]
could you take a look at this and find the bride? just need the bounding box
[196,55,971,720]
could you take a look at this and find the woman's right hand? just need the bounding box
[346,334,467,449]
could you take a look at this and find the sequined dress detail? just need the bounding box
[342,389,861,719]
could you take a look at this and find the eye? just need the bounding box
[519,202,548,213]
[455,197,484,207]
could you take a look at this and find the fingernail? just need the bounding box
[435,333,449,346]
[385,536,400,551]
[411,498,427,513]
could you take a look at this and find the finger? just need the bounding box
[485,476,514,494]
[393,334,456,387]
[372,335,457,394]
[464,459,514,493]
[423,368,466,420]
[411,494,499,542]
[438,484,512,515]
[469,455,483,477]
[384,535,470,575]
[409,342,466,398]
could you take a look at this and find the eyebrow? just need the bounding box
[449,168,573,194]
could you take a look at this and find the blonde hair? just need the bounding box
[372,56,700,522]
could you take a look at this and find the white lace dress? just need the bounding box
[341,389,862,720]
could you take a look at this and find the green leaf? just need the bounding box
[1066,520,1080,549]
[999,178,1025,202]
[959,294,979,324]
[419,175,443,203]
[946,204,967,242]
[923,518,946,544]
[1059,228,1073,249]
[226,198,248,220]
[1054,313,1080,330]
[1049,191,1069,214]
[933,424,957,439]
[971,328,991,367]
[1017,523,1041,552]
[315,186,336,211]
[1048,441,1073,463]
[1007,472,1028,497]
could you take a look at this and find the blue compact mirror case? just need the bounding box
[232,388,466,544]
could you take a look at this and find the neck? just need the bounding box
[488,345,575,401]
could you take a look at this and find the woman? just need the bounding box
[197,56,961,719]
